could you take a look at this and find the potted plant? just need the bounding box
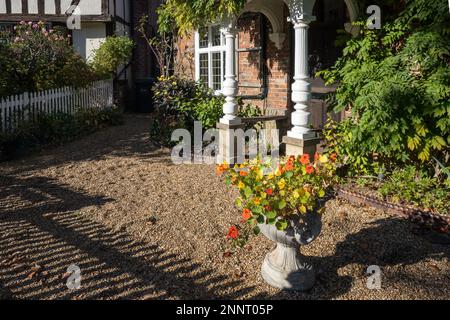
[217,153,337,290]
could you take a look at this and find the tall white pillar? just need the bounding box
[220,19,241,125]
[286,0,317,140]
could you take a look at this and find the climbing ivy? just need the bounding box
[319,0,450,172]
[157,0,247,35]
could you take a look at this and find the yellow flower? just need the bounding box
[293,190,300,199]
[260,192,267,199]
[280,190,286,196]
[256,169,264,181]
[253,198,261,205]
[319,154,328,163]
[268,173,274,180]
[238,181,245,189]
[278,179,286,190]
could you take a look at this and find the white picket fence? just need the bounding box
[0,79,114,133]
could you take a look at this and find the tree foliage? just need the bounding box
[0,21,96,97]
[157,0,247,35]
[319,0,450,172]
[91,36,134,79]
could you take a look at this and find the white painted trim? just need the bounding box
[194,24,227,91]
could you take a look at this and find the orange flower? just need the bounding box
[239,170,248,177]
[242,208,252,221]
[266,188,273,196]
[277,165,285,175]
[330,153,337,162]
[300,154,310,165]
[216,163,228,176]
[227,226,239,239]
[305,165,315,174]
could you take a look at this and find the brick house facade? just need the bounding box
[175,0,359,129]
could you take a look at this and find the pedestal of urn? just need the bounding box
[258,212,322,291]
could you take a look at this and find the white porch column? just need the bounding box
[220,18,241,125]
[287,0,316,140]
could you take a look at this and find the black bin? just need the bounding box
[135,78,155,113]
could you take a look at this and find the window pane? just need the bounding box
[212,52,222,91]
[211,25,222,47]
[199,53,209,85]
[199,27,208,48]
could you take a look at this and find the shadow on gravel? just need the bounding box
[256,217,450,300]
[2,114,174,174]
[0,174,259,299]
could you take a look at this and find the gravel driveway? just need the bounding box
[0,114,449,300]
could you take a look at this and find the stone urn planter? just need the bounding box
[258,212,322,291]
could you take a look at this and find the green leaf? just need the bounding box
[256,214,265,224]
[252,206,262,214]
[244,187,252,198]
[265,211,277,219]
[275,219,288,231]
[277,199,286,210]
[318,189,326,198]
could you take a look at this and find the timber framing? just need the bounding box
[0,0,113,22]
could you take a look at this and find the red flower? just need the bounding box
[314,152,319,162]
[242,208,252,221]
[305,165,315,174]
[227,226,239,239]
[300,154,310,165]
[330,153,337,162]
[264,205,273,211]
[266,188,273,196]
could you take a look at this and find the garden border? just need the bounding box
[336,186,450,234]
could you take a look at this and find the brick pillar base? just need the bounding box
[216,122,246,165]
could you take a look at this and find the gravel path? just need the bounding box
[0,114,449,300]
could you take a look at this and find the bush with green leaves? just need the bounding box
[377,166,449,215]
[150,76,261,146]
[0,106,123,161]
[0,21,96,98]
[319,0,450,174]
[91,36,134,79]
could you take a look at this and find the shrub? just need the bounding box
[91,36,134,79]
[377,166,449,215]
[0,21,96,97]
[318,0,450,173]
[151,76,262,146]
[0,106,123,161]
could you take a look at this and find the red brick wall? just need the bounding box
[175,34,195,79]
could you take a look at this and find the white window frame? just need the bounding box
[195,24,226,93]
